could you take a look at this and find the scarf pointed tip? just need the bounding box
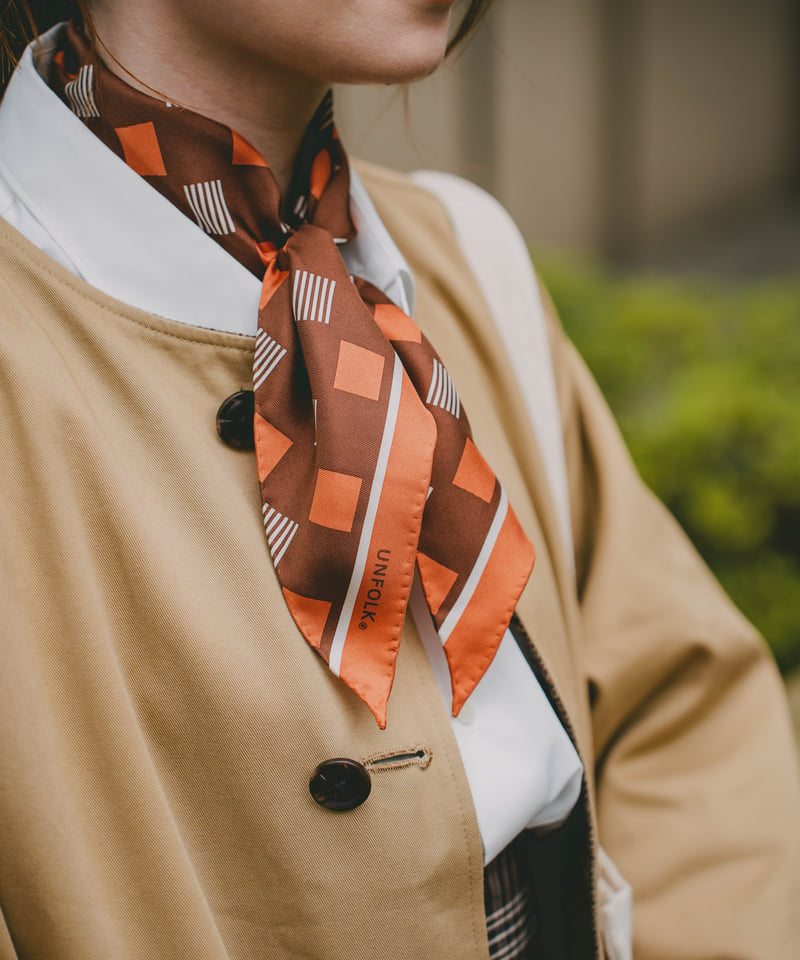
[364,691,389,729]
[447,641,500,718]
[450,689,470,719]
[365,697,388,729]
[340,671,391,729]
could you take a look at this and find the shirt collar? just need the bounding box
[0,25,415,335]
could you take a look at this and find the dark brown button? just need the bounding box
[216,390,255,450]
[309,758,371,811]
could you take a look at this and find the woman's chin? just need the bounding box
[330,44,449,87]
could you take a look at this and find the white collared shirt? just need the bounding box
[0,26,583,865]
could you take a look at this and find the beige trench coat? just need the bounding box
[0,161,798,960]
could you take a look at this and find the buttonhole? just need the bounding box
[362,746,432,773]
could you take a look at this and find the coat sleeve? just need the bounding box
[543,289,800,960]
[0,912,15,960]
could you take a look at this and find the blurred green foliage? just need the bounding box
[536,255,800,673]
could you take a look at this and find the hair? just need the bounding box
[447,0,496,54]
[1,0,496,93]
[1,0,87,88]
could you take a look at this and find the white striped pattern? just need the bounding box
[328,354,404,675]
[484,840,536,960]
[318,94,334,132]
[293,194,309,220]
[439,487,508,644]
[183,180,236,235]
[64,65,100,119]
[262,503,299,569]
[292,270,336,324]
[486,888,532,960]
[253,330,287,389]
[425,359,461,418]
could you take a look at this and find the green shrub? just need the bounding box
[536,255,800,673]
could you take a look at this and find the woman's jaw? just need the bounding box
[89,0,456,94]
[88,0,456,191]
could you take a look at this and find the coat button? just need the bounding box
[309,758,371,811]
[216,390,255,450]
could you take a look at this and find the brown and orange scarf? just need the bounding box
[51,22,535,728]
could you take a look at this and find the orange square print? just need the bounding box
[308,469,362,533]
[374,303,421,344]
[333,341,384,401]
[282,589,331,650]
[452,437,496,503]
[115,122,167,176]
[232,129,269,167]
[417,551,458,617]
[254,414,292,483]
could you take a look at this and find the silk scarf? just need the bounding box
[52,23,535,727]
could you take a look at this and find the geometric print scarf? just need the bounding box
[52,22,535,728]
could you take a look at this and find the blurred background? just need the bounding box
[336,0,800,742]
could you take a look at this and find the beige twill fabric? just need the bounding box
[1,161,799,959]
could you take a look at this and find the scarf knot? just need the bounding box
[53,21,535,727]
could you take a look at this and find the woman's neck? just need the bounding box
[88,6,328,196]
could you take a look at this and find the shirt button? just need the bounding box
[309,758,372,811]
[216,390,255,450]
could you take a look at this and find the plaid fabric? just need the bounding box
[484,836,537,959]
